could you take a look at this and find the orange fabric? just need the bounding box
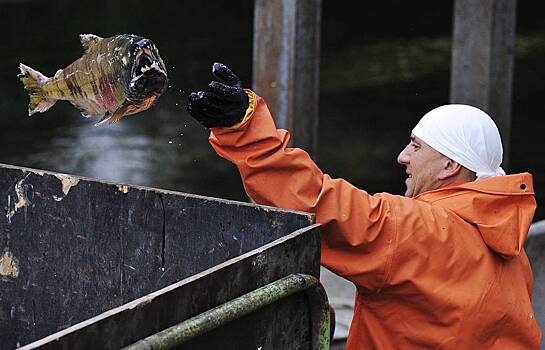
[209,91,542,349]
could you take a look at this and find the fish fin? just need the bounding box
[18,63,56,116]
[93,102,133,127]
[93,112,112,127]
[79,34,103,52]
[107,103,133,125]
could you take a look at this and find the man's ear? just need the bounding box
[437,158,462,180]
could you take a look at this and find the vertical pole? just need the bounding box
[253,0,322,157]
[450,0,517,169]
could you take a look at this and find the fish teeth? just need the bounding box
[140,61,161,73]
[129,75,142,88]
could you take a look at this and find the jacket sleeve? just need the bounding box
[209,91,397,292]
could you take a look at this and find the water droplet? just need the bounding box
[161,267,165,272]
[175,103,179,106]
[172,66,175,69]
[168,140,173,144]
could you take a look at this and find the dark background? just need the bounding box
[1,1,543,219]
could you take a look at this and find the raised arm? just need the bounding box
[188,63,397,292]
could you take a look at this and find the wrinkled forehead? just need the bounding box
[409,133,450,158]
[409,134,429,147]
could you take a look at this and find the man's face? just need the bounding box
[397,135,448,198]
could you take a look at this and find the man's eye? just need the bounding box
[411,143,419,150]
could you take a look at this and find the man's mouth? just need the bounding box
[405,173,412,184]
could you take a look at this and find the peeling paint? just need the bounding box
[251,253,266,268]
[54,174,80,195]
[14,178,28,210]
[117,185,129,193]
[19,167,44,176]
[0,250,19,279]
[6,174,30,224]
[6,194,12,223]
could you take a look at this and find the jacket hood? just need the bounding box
[416,173,536,258]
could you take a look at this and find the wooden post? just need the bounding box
[253,0,322,157]
[450,0,517,169]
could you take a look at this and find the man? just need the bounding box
[187,63,541,349]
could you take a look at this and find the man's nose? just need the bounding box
[397,145,410,165]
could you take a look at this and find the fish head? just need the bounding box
[127,38,168,103]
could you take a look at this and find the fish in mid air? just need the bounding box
[18,34,168,126]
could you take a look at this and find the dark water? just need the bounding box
[0,1,255,202]
[1,1,544,219]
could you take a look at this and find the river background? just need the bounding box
[1,1,544,220]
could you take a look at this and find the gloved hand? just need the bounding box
[187,62,249,128]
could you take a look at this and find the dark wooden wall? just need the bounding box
[0,163,315,348]
[24,227,321,350]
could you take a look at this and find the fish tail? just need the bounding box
[18,63,57,116]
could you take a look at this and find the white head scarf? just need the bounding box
[412,104,506,180]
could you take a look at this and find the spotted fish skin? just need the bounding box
[18,34,168,126]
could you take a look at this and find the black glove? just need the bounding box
[187,62,249,128]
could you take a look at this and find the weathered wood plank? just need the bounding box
[160,192,312,286]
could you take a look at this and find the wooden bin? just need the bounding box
[0,163,322,349]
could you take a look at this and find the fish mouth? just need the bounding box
[128,41,168,100]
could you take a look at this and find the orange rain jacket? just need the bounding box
[209,91,542,349]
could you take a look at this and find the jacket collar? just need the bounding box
[415,173,536,258]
